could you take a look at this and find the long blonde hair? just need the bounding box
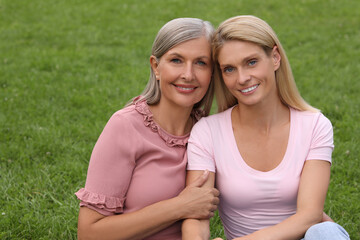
[212,15,317,113]
[127,18,215,116]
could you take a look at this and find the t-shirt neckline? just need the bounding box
[226,106,295,175]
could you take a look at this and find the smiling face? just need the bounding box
[217,40,281,107]
[150,36,212,110]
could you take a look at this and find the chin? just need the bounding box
[176,96,203,108]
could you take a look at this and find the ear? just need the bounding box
[150,55,160,80]
[272,46,281,71]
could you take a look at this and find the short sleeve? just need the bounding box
[187,118,216,172]
[75,112,140,216]
[306,113,334,163]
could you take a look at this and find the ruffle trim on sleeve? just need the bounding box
[75,188,125,214]
[133,97,193,148]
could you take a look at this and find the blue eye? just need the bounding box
[223,67,235,73]
[197,61,206,66]
[171,58,181,63]
[248,60,257,66]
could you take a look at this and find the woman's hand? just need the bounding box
[177,170,220,219]
[181,170,218,240]
[322,212,334,222]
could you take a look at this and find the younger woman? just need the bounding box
[183,15,350,240]
[75,18,219,240]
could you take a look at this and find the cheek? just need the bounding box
[264,69,277,84]
[159,67,175,81]
[222,75,236,89]
[205,71,212,84]
[197,69,212,84]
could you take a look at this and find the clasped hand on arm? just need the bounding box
[177,170,220,219]
[182,170,218,240]
[77,170,219,240]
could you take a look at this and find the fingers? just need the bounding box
[322,212,334,222]
[179,171,220,219]
[204,197,219,219]
[212,188,220,197]
[206,208,216,218]
[205,189,220,218]
[212,195,220,205]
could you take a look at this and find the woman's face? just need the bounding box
[217,40,281,107]
[150,36,212,110]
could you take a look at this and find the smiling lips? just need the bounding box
[240,84,259,94]
[174,84,197,93]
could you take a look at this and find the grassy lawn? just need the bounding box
[1,0,359,239]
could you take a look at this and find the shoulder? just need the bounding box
[194,108,231,128]
[112,104,138,120]
[103,104,144,134]
[291,109,333,146]
[292,108,332,129]
[110,105,135,123]
[109,95,148,124]
[190,108,232,139]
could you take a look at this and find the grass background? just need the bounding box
[0,0,359,239]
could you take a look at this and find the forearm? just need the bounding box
[257,210,322,240]
[247,161,330,240]
[182,218,210,240]
[181,171,217,240]
[78,196,185,240]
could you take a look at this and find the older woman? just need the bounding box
[75,18,219,240]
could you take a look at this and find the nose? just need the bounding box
[237,69,251,85]
[181,62,194,81]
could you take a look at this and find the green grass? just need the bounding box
[1,0,359,239]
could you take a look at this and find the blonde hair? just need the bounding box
[127,18,215,116]
[212,15,317,113]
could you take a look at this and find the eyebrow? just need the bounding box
[219,53,260,68]
[168,52,210,60]
[242,53,259,61]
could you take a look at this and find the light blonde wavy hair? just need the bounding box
[212,15,317,113]
[127,18,215,116]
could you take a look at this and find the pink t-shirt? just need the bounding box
[75,98,200,240]
[187,107,334,239]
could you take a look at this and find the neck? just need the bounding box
[149,101,193,136]
[233,97,289,133]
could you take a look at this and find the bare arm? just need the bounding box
[234,160,331,240]
[182,170,217,240]
[78,170,219,240]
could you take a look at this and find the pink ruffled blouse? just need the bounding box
[75,97,203,240]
